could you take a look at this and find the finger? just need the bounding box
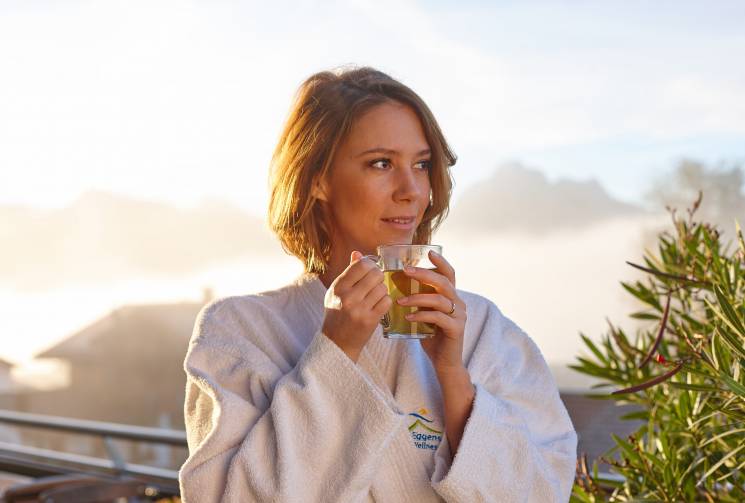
[405,310,460,331]
[428,250,455,286]
[362,281,388,308]
[371,286,393,314]
[336,252,378,290]
[403,266,456,298]
[397,293,464,313]
[325,263,382,311]
[354,265,385,297]
[336,265,384,307]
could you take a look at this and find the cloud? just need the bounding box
[0,190,284,291]
[0,167,676,386]
[434,212,669,368]
[442,163,646,235]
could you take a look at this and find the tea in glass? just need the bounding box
[382,269,437,338]
[364,244,442,339]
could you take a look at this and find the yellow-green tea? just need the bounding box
[382,269,437,338]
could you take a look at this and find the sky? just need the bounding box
[1,1,744,388]
[1,0,744,215]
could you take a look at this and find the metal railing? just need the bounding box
[0,409,187,496]
[0,408,630,498]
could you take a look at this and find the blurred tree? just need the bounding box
[647,159,745,233]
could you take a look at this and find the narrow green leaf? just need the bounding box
[611,433,642,464]
[569,488,592,503]
[576,356,624,379]
[683,365,718,380]
[700,428,745,448]
[710,332,722,371]
[704,299,738,340]
[691,391,709,417]
[641,449,665,471]
[589,383,615,390]
[580,333,609,365]
[657,434,672,462]
[696,443,745,487]
[717,327,745,361]
[720,407,745,422]
[669,382,725,393]
[594,477,623,489]
[569,362,611,380]
[630,312,662,321]
[677,384,692,418]
[713,330,732,374]
[621,281,661,310]
[713,285,745,337]
[663,463,674,491]
[679,454,709,484]
[620,410,649,421]
[719,372,745,398]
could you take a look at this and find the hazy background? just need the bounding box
[2,0,744,391]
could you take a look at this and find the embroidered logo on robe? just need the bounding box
[407,407,442,451]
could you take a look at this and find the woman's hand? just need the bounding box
[400,250,474,455]
[398,250,467,374]
[321,250,392,363]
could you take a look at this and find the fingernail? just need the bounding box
[397,297,408,304]
[405,313,414,320]
[430,250,440,257]
[404,265,415,273]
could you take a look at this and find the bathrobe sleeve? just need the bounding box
[178,298,406,503]
[430,297,578,503]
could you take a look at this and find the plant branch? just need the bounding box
[639,291,672,368]
[626,261,712,288]
[612,361,685,395]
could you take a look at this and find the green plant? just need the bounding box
[570,193,745,502]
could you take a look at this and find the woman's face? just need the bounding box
[318,101,432,257]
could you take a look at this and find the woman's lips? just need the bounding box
[381,216,416,230]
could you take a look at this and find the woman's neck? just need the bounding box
[318,243,377,288]
[318,249,350,289]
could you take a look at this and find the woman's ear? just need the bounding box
[312,177,329,202]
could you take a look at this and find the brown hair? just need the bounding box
[268,66,456,274]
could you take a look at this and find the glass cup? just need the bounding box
[364,244,442,339]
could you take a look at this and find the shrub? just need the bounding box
[571,194,745,502]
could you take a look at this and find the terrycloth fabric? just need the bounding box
[179,272,578,502]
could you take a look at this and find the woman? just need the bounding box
[178,66,577,502]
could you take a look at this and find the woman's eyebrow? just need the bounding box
[356,147,431,158]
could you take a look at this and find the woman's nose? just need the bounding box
[393,167,425,202]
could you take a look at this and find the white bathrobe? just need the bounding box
[178,272,577,502]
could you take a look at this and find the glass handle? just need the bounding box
[361,254,382,270]
[361,254,388,327]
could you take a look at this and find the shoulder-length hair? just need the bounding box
[268,66,456,275]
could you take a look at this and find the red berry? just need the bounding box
[655,354,666,364]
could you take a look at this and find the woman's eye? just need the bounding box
[369,158,391,170]
[416,160,432,171]
[368,158,431,171]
